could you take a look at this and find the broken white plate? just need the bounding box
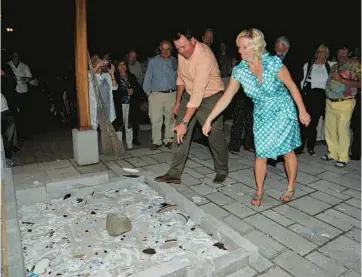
[122,168,140,173]
[192,196,202,203]
[33,258,50,274]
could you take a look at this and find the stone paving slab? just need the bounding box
[9,142,361,277]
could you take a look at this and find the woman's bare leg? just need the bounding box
[281,151,297,202]
[252,158,267,206]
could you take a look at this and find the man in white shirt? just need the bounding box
[7,52,32,94]
[7,52,32,139]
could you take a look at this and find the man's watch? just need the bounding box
[181,120,189,127]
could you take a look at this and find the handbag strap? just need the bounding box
[303,60,314,90]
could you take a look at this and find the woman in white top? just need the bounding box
[299,44,335,156]
[89,55,118,130]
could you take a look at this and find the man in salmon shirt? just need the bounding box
[155,28,228,184]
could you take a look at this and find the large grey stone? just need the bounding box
[106,213,132,236]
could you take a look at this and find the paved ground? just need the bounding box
[11,125,154,165]
[11,126,361,277]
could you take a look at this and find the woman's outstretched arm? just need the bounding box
[207,77,240,123]
[203,77,240,136]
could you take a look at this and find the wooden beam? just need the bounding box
[75,0,91,130]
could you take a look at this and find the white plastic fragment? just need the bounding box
[192,196,202,203]
[122,168,139,173]
[33,258,50,274]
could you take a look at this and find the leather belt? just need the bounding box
[157,90,176,93]
[328,97,355,102]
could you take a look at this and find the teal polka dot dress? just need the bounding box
[232,52,301,160]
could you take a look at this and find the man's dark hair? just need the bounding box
[173,28,194,41]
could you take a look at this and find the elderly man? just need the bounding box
[155,28,228,184]
[275,36,290,60]
[143,40,177,150]
[274,36,302,85]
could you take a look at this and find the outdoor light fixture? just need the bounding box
[6,28,13,32]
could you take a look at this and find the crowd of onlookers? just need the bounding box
[1,27,360,168]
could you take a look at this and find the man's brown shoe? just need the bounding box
[213,174,227,184]
[155,174,181,184]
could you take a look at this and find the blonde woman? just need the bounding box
[202,28,310,207]
[299,44,335,156]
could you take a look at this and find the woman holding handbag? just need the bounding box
[299,44,335,156]
[113,61,140,150]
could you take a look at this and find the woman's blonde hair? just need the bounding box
[315,44,329,59]
[236,28,267,60]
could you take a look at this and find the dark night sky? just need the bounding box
[1,0,361,75]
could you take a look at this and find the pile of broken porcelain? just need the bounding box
[19,181,228,277]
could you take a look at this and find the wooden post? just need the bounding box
[75,0,91,130]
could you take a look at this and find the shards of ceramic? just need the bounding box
[160,239,178,249]
[106,212,132,236]
[63,193,71,200]
[33,258,50,274]
[213,242,227,250]
[142,248,156,255]
[157,204,177,214]
[192,196,202,203]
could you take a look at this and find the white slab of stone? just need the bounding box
[72,128,99,166]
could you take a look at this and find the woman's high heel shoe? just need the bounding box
[280,189,295,203]
[251,193,263,207]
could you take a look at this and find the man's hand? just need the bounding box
[173,101,180,116]
[172,123,187,144]
[332,72,343,82]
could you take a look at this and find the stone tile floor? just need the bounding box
[10,133,361,277]
[11,126,154,166]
